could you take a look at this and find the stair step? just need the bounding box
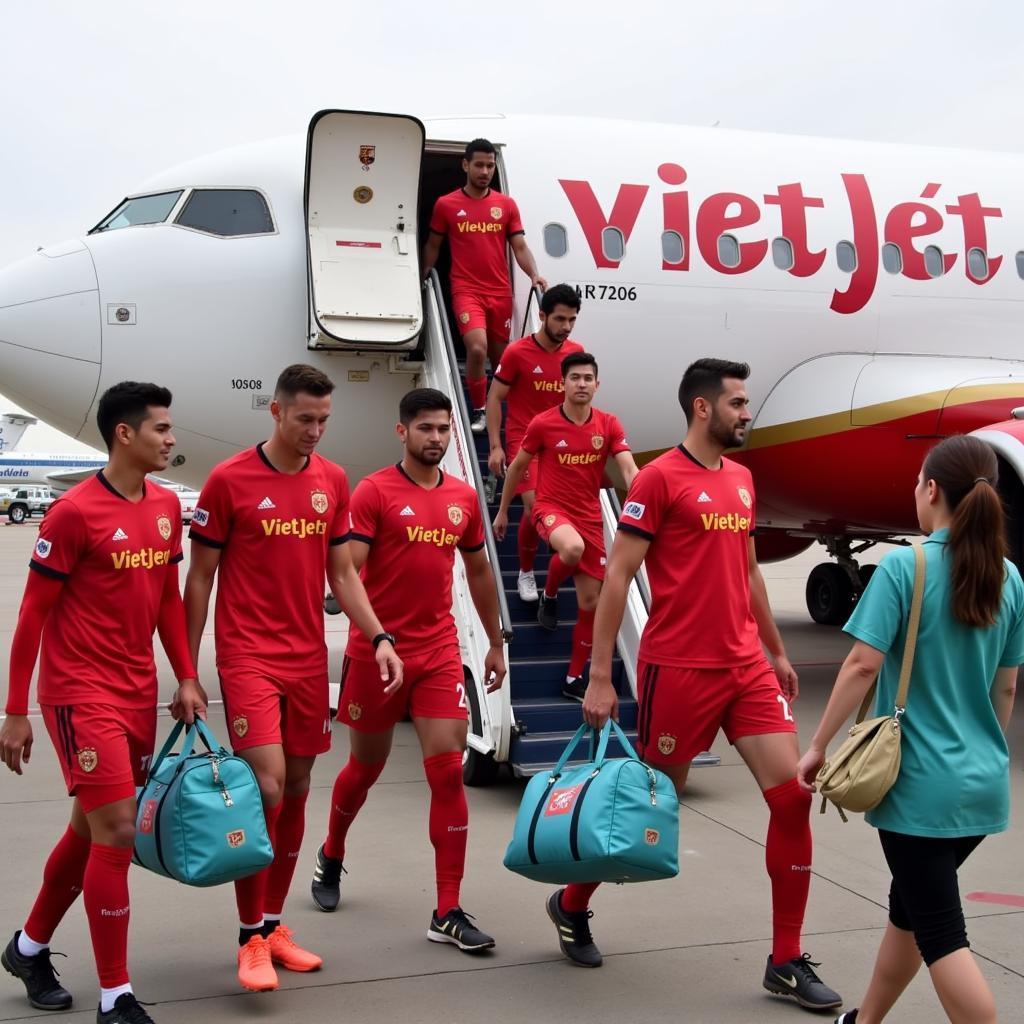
[509,728,640,769]
[507,657,627,698]
[512,696,638,733]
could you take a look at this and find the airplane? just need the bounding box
[4,109,1024,777]
[0,412,37,453]
[0,450,106,486]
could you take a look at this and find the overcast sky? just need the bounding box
[2,0,1021,451]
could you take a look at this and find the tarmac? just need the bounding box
[0,522,1020,1023]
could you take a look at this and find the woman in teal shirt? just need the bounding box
[798,436,1022,1024]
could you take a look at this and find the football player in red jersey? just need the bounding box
[0,382,203,1024]
[485,284,584,603]
[559,359,842,1011]
[184,364,401,994]
[493,353,638,701]
[310,388,506,953]
[422,138,547,432]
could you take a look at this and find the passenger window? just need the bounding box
[771,237,794,271]
[661,230,685,265]
[882,242,903,275]
[717,234,740,269]
[91,191,183,233]
[836,240,857,273]
[967,247,988,279]
[175,189,274,237]
[543,223,568,258]
[601,227,625,261]
[1016,251,1024,279]
[923,245,944,278]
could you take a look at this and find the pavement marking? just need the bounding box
[967,891,1024,909]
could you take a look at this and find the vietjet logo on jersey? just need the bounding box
[558,451,602,466]
[560,167,1005,314]
[456,221,503,234]
[701,512,751,533]
[261,518,327,539]
[110,547,172,569]
[534,379,564,393]
[405,524,461,548]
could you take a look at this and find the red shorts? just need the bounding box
[507,434,534,496]
[534,506,606,581]
[636,658,797,766]
[337,644,466,733]
[452,292,513,346]
[41,703,156,812]
[219,668,331,757]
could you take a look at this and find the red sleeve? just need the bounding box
[429,195,449,236]
[618,464,668,541]
[348,478,381,545]
[330,467,351,546]
[5,572,64,714]
[157,563,197,683]
[29,498,88,580]
[493,343,520,387]
[608,414,631,455]
[458,493,486,552]
[189,467,233,548]
[507,197,525,236]
[520,412,546,455]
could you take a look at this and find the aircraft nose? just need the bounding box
[0,241,101,438]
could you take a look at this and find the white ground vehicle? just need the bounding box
[2,485,56,523]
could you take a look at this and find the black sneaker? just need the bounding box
[763,953,842,1011]
[426,907,495,953]
[835,1012,858,1023]
[2,931,73,1010]
[96,992,154,1023]
[311,844,346,912]
[546,889,602,967]
[537,594,558,631]
[562,677,587,702]
[469,409,487,434]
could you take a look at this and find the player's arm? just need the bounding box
[613,450,640,489]
[509,233,547,292]
[461,548,507,693]
[421,230,444,280]
[747,536,798,701]
[583,530,650,729]
[159,563,206,724]
[184,541,221,670]
[991,665,1018,733]
[492,447,533,540]
[0,572,64,774]
[486,378,512,476]
[327,541,402,693]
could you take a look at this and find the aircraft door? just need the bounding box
[305,110,425,348]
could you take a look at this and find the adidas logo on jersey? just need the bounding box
[533,365,544,373]
[697,491,712,503]
[555,439,568,448]
[257,496,276,510]
[400,505,415,516]
[112,528,128,541]
[456,209,467,216]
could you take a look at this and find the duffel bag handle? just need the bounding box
[551,719,643,778]
[147,717,222,778]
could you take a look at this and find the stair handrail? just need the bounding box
[519,284,544,339]
[603,487,653,612]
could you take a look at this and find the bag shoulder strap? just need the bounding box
[894,545,926,711]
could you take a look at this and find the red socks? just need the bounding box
[763,778,813,965]
[518,515,538,573]
[568,608,595,678]
[83,844,133,988]
[324,756,386,861]
[561,882,601,913]
[24,825,90,944]
[234,801,282,925]
[264,791,308,917]
[544,553,576,599]
[423,752,467,917]
[467,376,487,411]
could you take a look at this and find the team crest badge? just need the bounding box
[591,434,604,450]
[77,747,98,773]
[737,486,752,509]
[232,715,249,738]
[657,734,676,756]
[447,504,464,526]
[645,828,660,846]
[226,829,246,848]
[311,490,329,514]
[347,702,362,721]
[156,514,172,541]
[490,206,502,220]
[358,144,375,168]
[544,514,557,527]
[459,311,470,324]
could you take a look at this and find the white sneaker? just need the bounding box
[517,571,539,602]
[470,409,487,433]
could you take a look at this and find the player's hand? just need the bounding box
[170,679,207,724]
[796,743,826,792]
[0,714,33,775]
[377,642,404,695]
[773,654,799,701]
[583,671,618,729]
[484,642,506,693]
[532,275,548,293]
[492,509,509,542]
[487,446,507,477]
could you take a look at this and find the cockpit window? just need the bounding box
[90,191,183,233]
[174,189,274,237]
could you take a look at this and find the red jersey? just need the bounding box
[346,465,485,660]
[190,445,350,676]
[429,188,524,297]
[493,334,585,444]
[521,405,630,530]
[618,446,761,668]
[31,473,184,708]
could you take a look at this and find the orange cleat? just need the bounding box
[237,935,279,992]
[266,924,323,972]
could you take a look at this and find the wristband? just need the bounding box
[372,631,396,650]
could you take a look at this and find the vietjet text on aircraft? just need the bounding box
[3,110,1024,627]
[0,451,106,487]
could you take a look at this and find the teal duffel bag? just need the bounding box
[504,720,679,884]
[134,718,273,887]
